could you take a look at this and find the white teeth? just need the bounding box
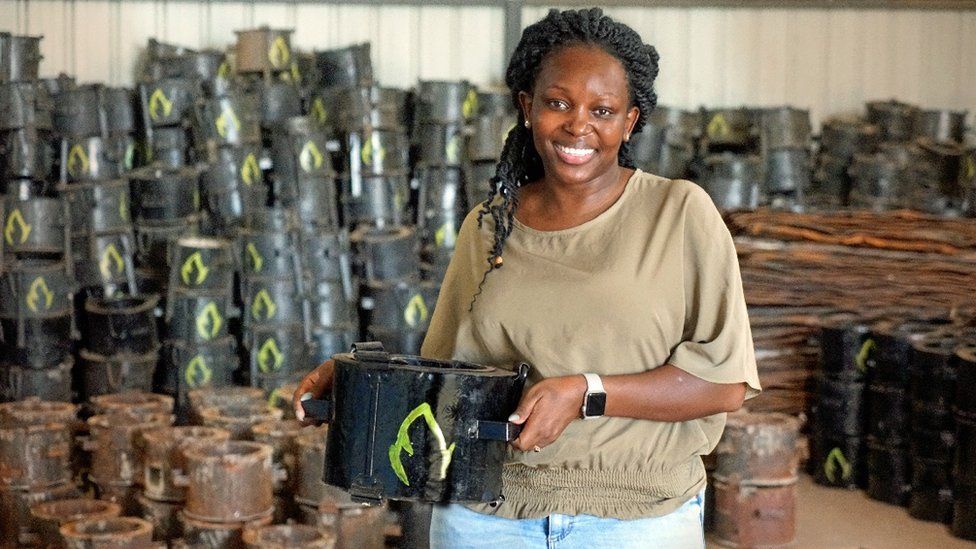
[555,144,595,157]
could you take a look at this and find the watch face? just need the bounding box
[584,392,607,417]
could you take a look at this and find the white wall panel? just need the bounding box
[1,2,975,127]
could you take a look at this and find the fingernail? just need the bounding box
[300,392,313,401]
[296,408,305,421]
[508,413,519,422]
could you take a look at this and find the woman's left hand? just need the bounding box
[508,375,587,452]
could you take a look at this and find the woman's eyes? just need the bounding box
[544,100,614,118]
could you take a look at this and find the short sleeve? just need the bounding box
[666,188,761,399]
[420,208,485,361]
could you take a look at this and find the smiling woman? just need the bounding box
[294,8,760,549]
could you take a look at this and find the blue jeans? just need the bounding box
[429,490,705,549]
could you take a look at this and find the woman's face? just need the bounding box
[519,44,639,189]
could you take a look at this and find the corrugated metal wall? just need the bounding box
[2,2,975,126]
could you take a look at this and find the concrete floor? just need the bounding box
[709,474,975,548]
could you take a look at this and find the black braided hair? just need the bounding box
[471,7,660,306]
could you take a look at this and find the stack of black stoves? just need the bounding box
[0,34,76,402]
[811,117,879,209]
[237,207,310,396]
[817,100,969,214]
[463,88,515,210]
[809,312,871,491]
[412,79,475,281]
[953,340,976,540]
[863,319,951,509]
[760,106,812,210]
[163,236,238,422]
[630,105,700,182]
[697,107,763,211]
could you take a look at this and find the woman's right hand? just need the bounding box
[293,359,335,421]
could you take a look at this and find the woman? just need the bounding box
[296,8,760,548]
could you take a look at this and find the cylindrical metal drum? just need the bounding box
[711,479,796,548]
[2,197,67,255]
[59,517,154,548]
[89,391,174,417]
[867,99,918,142]
[243,524,336,548]
[139,78,198,128]
[128,166,200,222]
[78,349,159,399]
[83,294,160,355]
[321,343,528,503]
[198,402,283,440]
[30,498,122,545]
[176,510,273,549]
[166,290,233,343]
[414,80,476,124]
[713,412,800,485]
[62,135,134,182]
[140,425,231,503]
[0,423,72,489]
[761,106,811,150]
[2,34,43,83]
[183,440,275,522]
[87,412,173,486]
[251,419,303,493]
[349,226,419,283]
[236,27,294,73]
[701,153,761,210]
[314,43,372,89]
[169,236,235,291]
[196,92,262,148]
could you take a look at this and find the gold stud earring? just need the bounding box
[524,120,531,129]
[624,133,630,142]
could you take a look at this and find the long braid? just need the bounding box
[470,7,660,309]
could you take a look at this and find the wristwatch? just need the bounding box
[580,373,607,419]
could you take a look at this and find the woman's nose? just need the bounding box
[563,107,591,136]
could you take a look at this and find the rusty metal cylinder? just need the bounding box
[198,402,283,440]
[296,491,386,549]
[182,440,276,522]
[713,412,800,484]
[187,386,264,424]
[140,426,231,503]
[243,524,336,548]
[0,398,76,426]
[711,479,797,548]
[177,511,273,549]
[0,422,72,489]
[87,412,173,487]
[0,482,79,547]
[59,517,154,548]
[251,420,303,494]
[294,425,329,506]
[89,391,174,417]
[136,492,182,542]
[30,498,122,545]
[235,27,294,73]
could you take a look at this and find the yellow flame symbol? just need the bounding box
[267,386,289,408]
[123,142,136,170]
[251,289,277,321]
[245,242,264,273]
[4,209,31,245]
[824,447,853,483]
[257,337,284,373]
[404,294,429,329]
[965,156,976,180]
[185,355,213,388]
[67,144,90,179]
[707,113,730,138]
[26,277,54,313]
[445,134,461,165]
[361,137,386,167]
[241,153,260,186]
[289,61,302,84]
[180,251,211,286]
[855,338,876,373]
[300,141,324,173]
[217,61,231,79]
[311,98,328,124]
[434,222,456,249]
[462,89,478,119]
[389,402,455,486]
[99,243,125,279]
[148,88,173,122]
[195,302,223,340]
[215,105,240,138]
[268,36,291,69]
[192,188,200,210]
[119,193,128,221]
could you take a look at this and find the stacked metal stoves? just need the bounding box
[237,208,310,395]
[953,341,976,540]
[901,328,963,523]
[0,399,80,546]
[760,106,812,210]
[698,108,762,210]
[863,319,949,508]
[0,33,53,197]
[464,88,514,210]
[630,105,700,181]
[84,392,174,515]
[163,236,238,421]
[811,117,879,209]
[809,312,870,490]
[137,425,230,542]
